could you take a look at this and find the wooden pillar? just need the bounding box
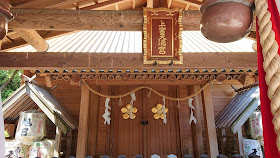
[189,85,204,157]
[54,127,62,157]
[65,130,73,157]
[236,128,244,156]
[220,128,226,155]
[76,84,90,157]
[202,85,219,157]
[87,86,100,156]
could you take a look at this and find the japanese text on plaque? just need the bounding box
[158,20,167,54]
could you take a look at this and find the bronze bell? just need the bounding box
[200,0,254,43]
[0,0,13,40]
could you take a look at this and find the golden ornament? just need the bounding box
[121,104,138,120]
[151,103,168,120]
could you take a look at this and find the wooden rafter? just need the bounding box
[82,0,125,10]
[131,0,136,9]
[14,29,48,52]
[174,0,201,7]
[0,52,257,70]
[8,9,257,31]
[13,0,82,9]
[168,0,173,8]
[2,31,70,51]
[147,0,153,8]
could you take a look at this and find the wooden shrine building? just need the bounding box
[0,0,259,158]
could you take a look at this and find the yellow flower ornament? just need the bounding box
[152,104,168,120]
[121,104,138,119]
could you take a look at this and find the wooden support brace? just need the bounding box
[147,0,153,8]
[131,0,136,9]
[167,0,173,8]
[202,85,219,157]
[65,130,73,158]
[189,85,204,157]
[45,75,53,87]
[76,84,90,157]
[236,128,244,156]
[54,127,62,157]
[14,29,48,52]
[220,128,226,155]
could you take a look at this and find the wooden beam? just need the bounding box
[76,84,90,157]
[13,0,81,9]
[131,0,136,9]
[147,0,153,8]
[167,0,173,8]
[185,4,190,10]
[115,4,119,10]
[54,127,62,157]
[9,9,256,31]
[189,85,204,157]
[14,29,48,52]
[174,0,201,7]
[0,52,258,70]
[2,31,69,51]
[82,0,124,10]
[202,85,219,157]
[45,75,53,87]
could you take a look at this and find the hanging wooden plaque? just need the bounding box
[143,8,183,64]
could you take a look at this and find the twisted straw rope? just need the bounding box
[255,0,280,150]
[83,80,213,101]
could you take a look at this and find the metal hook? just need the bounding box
[153,61,157,66]
[169,60,173,66]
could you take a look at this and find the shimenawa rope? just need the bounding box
[82,80,213,101]
[255,0,280,151]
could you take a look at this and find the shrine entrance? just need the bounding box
[111,86,181,158]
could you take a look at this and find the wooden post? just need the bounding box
[236,128,244,156]
[87,86,100,156]
[202,85,219,157]
[220,128,226,155]
[76,84,90,157]
[45,75,53,87]
[54,127,62,157]
[65,130,73,158]
[189,85,204,157]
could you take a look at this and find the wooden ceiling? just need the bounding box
[2,0,202,51]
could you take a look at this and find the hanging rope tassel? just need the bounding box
[177,100,180,108]
[118,97,122,107]
[147,89,152,98]
[162,97,167,124]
